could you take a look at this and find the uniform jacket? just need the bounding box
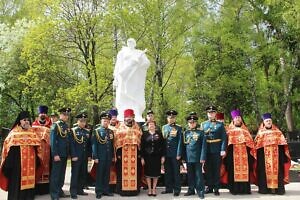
[162,123,182,158]
[70,126,91,159]
[92,126,114,161]
[50,120,69,158]
[201,120,227,154]
[183,128,207,163]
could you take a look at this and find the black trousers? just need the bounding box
[164,157,181,193]
[50,157,67,199]
[205,153,221,190]
[95,160,112,195]
[187,162,205,194]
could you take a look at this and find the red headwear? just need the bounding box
[216,112,224,120]
[124,109,135,118]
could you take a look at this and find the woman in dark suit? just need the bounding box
[141,121,165,196]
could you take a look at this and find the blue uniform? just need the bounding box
[162,123,182,194]
[183,128,207,196]
[92,126,114,196]
[50,120,70,199]
[69,126,91,197]
[201,120,227,192]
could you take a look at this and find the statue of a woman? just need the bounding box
[113,38,150,122]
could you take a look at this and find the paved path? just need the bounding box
[1,166,299,199]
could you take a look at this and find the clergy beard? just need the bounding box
[21,123,30,130]
[265,125,272,129]
[40,115,46,121]
[125,119,133,127]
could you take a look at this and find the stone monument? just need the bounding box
[113,38,150,122]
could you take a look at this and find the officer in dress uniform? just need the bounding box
[93,112,114,199]
[183,114,207,199]
[201,106,227,196]
[142,110,160,132]
[161,110,182,196]
[50,108,71,200]
[69,113,91,199]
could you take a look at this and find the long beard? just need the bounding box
[125,120,133,127]
[21,123,30,130]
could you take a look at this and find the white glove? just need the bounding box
[220,151,226,156]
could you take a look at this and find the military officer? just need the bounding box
[93,112,114,199]
[69,113,91,199]
[142,110,160,132]
[183,114,207,199]
[161,110,182,196]
[50,108,71,200]
[201,106,227,196]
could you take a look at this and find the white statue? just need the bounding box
[113,38,150,122]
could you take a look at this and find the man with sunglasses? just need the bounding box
[183,114,206,199]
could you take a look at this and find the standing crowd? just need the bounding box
[0,105,291,200]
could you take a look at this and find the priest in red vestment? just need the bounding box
[0,111,43,200]
[254,113,291,195]
[114,109,142,196]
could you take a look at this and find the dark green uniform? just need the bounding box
[162,123,182,195]
[50,119,70,199]
[201,120,227,193]
[92,126,114,197]
[69,126,91,198]
[183,127,207,198]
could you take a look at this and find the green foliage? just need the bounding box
[0,0,299,135]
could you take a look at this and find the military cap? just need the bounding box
[206,105,217,112]
[58,107,71,114]
[38,105,48,114]
[75,113,88,119]
[100,112,112,120]
[186,115,198,121]
[147,110,154,115]
[189,111,197,116]
[166,109,178,116]
[50,112,58,117]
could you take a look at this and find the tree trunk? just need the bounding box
[92,104,99,126]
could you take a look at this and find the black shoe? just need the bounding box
[59,193,70,198]
[70,195,78,199]
[161,190,172,194]
[184,191,195,196]
[214,190,220,196]
[174,192,180,196]
[198,191,205,199]
[103,193,114,196]
[96,194,102,199]
[77,191,88,196]
[205,188,213,194]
